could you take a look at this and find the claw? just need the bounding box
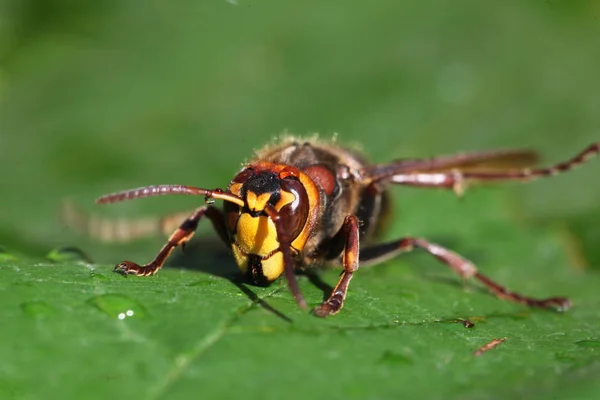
[313,295,343,318]
[113,261,142,276]
[541,297,572,312]
[312,305,333,318]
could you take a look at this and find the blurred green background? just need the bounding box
[1,0,599,261]
[1,1,600,399]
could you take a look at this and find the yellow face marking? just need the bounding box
[235,214,279,255]
[232,243,249,275]
[246,191,272,212]
[229,183,243,196]
[260,251,284,281]
[275,189,296,211]
[245,191,257,211]
[231,244,284,282]
[227,165,322,283]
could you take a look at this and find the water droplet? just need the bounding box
[47,246,93,264]
[90,271,108,280]
[575,339,600,348]
[0,246,16,261]
[379,350,414,365]
[88,294,147,320]
[21,301,55,317]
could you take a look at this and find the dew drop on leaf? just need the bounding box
[21,301,55,317]
[555,352,577,363]
[0,246,17,261]
[575,339,600,348]
[90,271,108,280]
[47,246,93,264]
[88,294,147,320]
[379,350,414,365]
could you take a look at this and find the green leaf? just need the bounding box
[0,246,17,262]
[46,246,93,264]
[2,207,600,400]
[2,1,600,399]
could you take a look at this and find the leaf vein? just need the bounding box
[148,287,283,400]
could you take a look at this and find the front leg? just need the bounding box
[313,215,360,317]
[114,205,228,276]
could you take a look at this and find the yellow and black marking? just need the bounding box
[226,163,319,285]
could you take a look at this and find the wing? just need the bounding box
[365,148,539,180]
[363,144,598,195]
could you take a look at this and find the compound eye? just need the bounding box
[279,167,300,181]
[232,168,255,184]
[278,178,309,240]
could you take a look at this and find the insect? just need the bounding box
[92,136,598,317]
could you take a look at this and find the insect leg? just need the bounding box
[61,199,197,243]
[359,237,571,311]
[114,205,229,276]
[264,205,308,310]
[368,143,599,195]
[313,215,361,317]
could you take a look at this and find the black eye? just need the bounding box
[279,179,309,241]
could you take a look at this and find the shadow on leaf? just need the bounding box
[167,237,292,323]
